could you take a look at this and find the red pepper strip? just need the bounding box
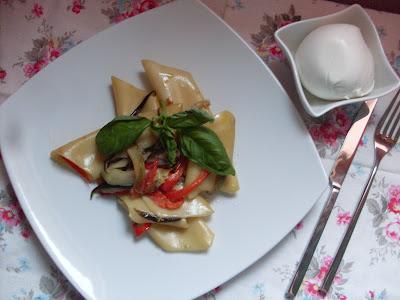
[132,223,151,237]
[61,157,91,182]
[165,170,209,201]
[149,191,185,210]
[144,161,154,169]
[159,158,188,193]
[137,159,159,194]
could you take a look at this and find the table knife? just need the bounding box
[285,99,377,299]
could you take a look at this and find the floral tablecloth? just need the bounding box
[1,0,400,299]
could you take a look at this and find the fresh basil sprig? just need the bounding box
[96,116,151,156]
[96,108,235,176]
[151,115,177,165]
[160,129,177,165]
[179,127,235,176]
[166,109,214,129]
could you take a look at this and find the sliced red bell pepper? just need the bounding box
[132,222,151,237]
[165,170,209,201]
[149,191,185,210]
[159,158,188,193]
[136,158,159,194]
[144,161,155,169]
[61,156,91,182]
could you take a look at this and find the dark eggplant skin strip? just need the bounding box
[134,209,181,223]
[90,183,131,199]
[130,90,155,117]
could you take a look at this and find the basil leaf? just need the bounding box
[151,116,177,165]
[161,131,177,165]
[96,116,151,156]
[166,109,213,129]
[179,127,235,176]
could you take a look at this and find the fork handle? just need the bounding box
[319,155,383,296]
[285,185,340,299]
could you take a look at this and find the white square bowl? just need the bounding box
[275,4,400,117]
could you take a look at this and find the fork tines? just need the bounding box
[378,89,400,139]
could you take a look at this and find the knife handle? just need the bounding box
[285,185,340,299]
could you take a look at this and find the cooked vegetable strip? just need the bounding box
[165,170,209,201]
[127,146,145,192]
[160,157,188,192]
[131,209,189,229]
[51,130,104,182]
[61,158,92,182]
[149,191,185,210]
[102,168,134,186]
[90,183,130,198]
[119,196,188,228]
[136,158,159,194]
[112,76,160,117]
[131,90,155,116]
[132,223,151,237]
[104,154,130,170]
[185,162,216,199]
[135,209,181,223]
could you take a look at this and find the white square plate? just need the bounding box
[0,1,327,299]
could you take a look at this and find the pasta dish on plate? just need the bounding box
[50,60,239,252]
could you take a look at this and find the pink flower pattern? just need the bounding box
[101,0,159,24]
[385,221,400,241]
[297,246,352,299]
[366,289,388,300]
[307,107,353,152]
[0,67,6,83]
[0,185,32,243]
[68,0,85,14]
[14,20,78,79]
[251,5,301,63]
[32,3,43,17]
[387,197,400,214]
[25,2,44,20]
[304,281,320,296]
[389,185,400,199]
[337,211,351,225]
[368,181,400,264]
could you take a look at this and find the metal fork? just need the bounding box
[319,88,400,296]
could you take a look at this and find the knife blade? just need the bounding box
[285,99,377,299]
